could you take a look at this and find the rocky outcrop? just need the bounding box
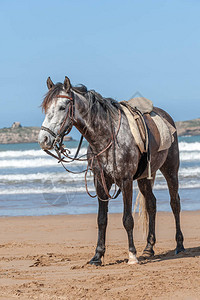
[0,125,72,144]
[11,122,22,129]
[0,118,199,144]
[175,118,200,136]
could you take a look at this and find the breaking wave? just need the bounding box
[179,142,200,152]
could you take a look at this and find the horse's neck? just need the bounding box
[73,92,111,151]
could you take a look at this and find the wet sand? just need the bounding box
[0,211,200,299]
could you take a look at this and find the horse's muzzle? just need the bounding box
[38,130,54,150]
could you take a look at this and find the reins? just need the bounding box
[84,109,121,201]
[41,91,122,201]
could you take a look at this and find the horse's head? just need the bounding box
[38,76,74,150]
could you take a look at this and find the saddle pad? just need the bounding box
[127,97,153,114]
[120,105,145,153]
[121,104,176,153]
[150,112,176,151]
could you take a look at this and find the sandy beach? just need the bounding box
[0,211,200,300]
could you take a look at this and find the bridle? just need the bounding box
[40,89,122,201]
[41,93,74,148]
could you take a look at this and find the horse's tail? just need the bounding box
[133,177,155,237]
[133,191,148,236]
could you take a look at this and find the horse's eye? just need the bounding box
[59,106,66,111]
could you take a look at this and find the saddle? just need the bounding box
[120,97,176,153]
[120,97,176,179]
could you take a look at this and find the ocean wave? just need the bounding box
[179,142,200,152]
[179,167,200,177]
[155,167,200,179]
[0,143,199,158]
[0,186,91,195]
[0,143,199,163]
[0,158,87,169]
[0,147,88,159]
[0,172,93,182]
[0,149,45,158]
[0,158,62,168]
[180,152,200,161]
[2,154,197,168]
[1,166,199,183]
[1,181,200,195]
[154,182,200,190]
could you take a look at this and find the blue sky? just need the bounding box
[0,0,199,139]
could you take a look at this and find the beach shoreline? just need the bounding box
[0,211,199,299]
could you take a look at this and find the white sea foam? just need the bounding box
[0,147,88,159]
[0,186,91,195]
[155,166,200,179]
[1,166,199,183]
[0,182,200,195]
[179,167,200,177]
[0,149,45,158]
[0,172,92,182]
[0,157,87,169]
[1,143,199,158]
[179,142,200,152]
[0,142,200,168]
[0,158,59,168]
[154,182,200,190]
[180,152,200,161]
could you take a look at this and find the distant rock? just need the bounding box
[11,122,22,129]
[0,124,72,144]
[175,118,200,136]
[0,117,199,144]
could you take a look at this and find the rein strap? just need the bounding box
[41,91,122,201]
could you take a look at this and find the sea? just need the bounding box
[0,136,200,217]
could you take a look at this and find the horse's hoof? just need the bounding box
[175,246,185,255]
[89,254,102,266]
[89,259,102,266]
[128,252,138,265]
[141,248,155,259]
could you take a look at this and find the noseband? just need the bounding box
[41,93,74,148]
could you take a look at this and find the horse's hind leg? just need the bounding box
[137,177,157,257]
[160,162,185,254]
[122,178,138,264]
[89,179,111,266]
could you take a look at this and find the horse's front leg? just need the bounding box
[89,179,111,266]
[122,178,138,264]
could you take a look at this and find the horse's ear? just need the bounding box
[64,76,71,92]
[46,77,54,90]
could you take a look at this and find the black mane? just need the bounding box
[72,85,121,121]
[42,83,64,113]
[42,83,122,124]
[84,90,121,125]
